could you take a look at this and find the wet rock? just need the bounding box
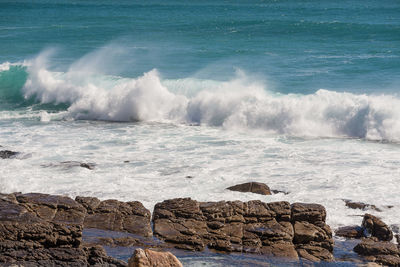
[0,192,126,266]
[15,192,86,225]
[271,189,289,195]
[354,238,400,266]
[335,226,363,239]
[291,203,327,225]
[362,214,393,241]
[153,198,333,262]
[75,196,101,213]
[227,182,272,195]
[128,248,182,267]
[355,238,399,255]
[79,162,95,170]
[293,221,331,244]
[0,201,82,248]
[290,203,333,262]
[0,245,127,266]
[375,254,400,266]
[0,150,19,159]
[343,200,382,212]
[76,196,152,237]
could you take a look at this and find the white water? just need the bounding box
[18,50,400,142]
[1,50,400,233]
[0,119,399,232]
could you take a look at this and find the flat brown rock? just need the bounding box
[227,182,272,195]
[353,237,400,266]
[76,196,152,237]
[0,193,127,266]
[153,198,333,262]
[335,226,363,239]
[0,193,84,248]
[375,254,400,266]
[15,192,86,225]
[354,238,399,256]
[291,203,326,225]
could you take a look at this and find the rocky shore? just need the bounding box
[1,188,398,266]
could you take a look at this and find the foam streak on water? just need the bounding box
[0,119,399,230]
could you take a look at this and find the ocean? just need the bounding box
[0,0,400,235]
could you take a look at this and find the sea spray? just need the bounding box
[1,48,400,141]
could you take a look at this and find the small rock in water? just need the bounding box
[128,248,183,267]
[271,189,289,195]
[0,150,19,159]
[79,162,95,170]
[343,199,382,212]
[335,226,363,239]
[185,175,193,179]
[227,182,272,195]
[362,213,393,241]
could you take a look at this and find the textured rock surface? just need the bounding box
[0,192,338,264]
[128,248,183,267]
[0,193,127,266]
[354,238,400,266]
[291,203,334,262]
[362,214,393,241]
[335,226,363,239]
[227,182,272,195]
[153,198,333,262]
[76,196,152,237]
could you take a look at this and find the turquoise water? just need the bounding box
[1,0,400,94]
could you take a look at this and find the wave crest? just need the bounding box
[2,50,400,141]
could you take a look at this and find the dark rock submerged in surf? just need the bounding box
[0,150,19,159]
[227,182,272,195]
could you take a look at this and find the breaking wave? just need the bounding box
[1,51,400,141]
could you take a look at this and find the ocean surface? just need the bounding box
[1,0,400,235]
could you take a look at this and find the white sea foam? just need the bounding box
[0,62,11,72]
[0,61,29,72]
[0,119,399,231]
[1,50,400,233]
[22,50,400,141]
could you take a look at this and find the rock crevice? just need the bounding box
[152,198,333,262]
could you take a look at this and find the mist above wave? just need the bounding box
[1,48,399,141]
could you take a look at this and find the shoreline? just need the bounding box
[1,191,398,266]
